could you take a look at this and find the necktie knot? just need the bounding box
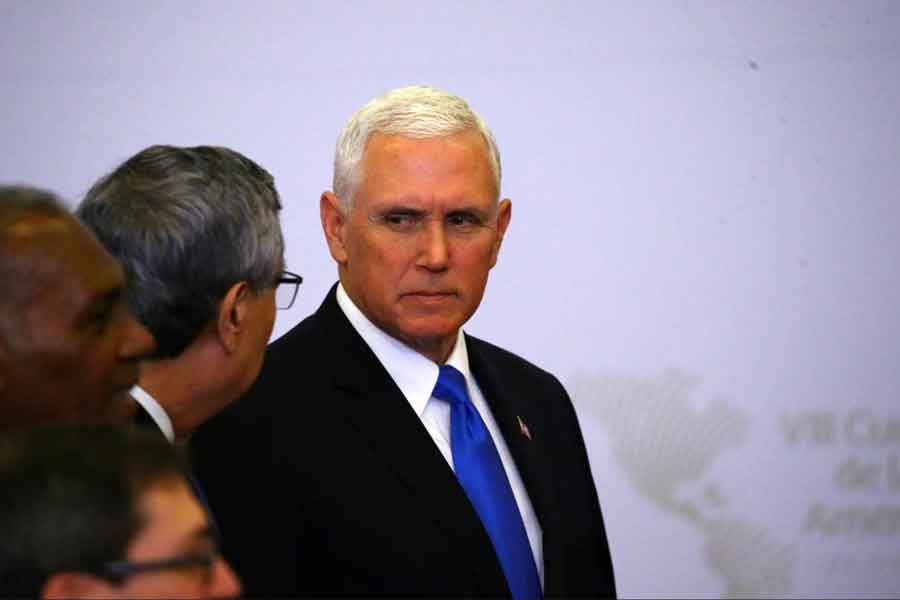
[432,364,470,407]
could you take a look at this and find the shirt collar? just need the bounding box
[336,283,471,416]
[130,384,175,443]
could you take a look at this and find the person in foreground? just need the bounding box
[0,424,241,598]
[77,145,296,443]
[0,186,154,431]
[192,85,616,597]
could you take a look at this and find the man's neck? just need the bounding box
[138,340,225,442]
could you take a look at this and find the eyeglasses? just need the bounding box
[276,270,303,310]
[89,547,220,586]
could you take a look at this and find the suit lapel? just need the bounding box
[466,335,568,593]
[314,290,510,595]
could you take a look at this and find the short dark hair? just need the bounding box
[0,185,67,228]
[0,425,189,595]
[0,186,70,339]
[77,145,284,358]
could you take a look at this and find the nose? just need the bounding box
[208,556,243,599]
[416,220,449,272]
[118,310,156,361]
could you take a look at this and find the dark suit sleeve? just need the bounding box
[544,373,617,597]
[466,336,616,597]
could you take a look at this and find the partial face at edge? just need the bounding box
[323,129,511,362]
[60,477,242,599]
[0,215,154,428]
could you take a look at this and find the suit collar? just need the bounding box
[334,282,439,417]
[131,385,175,443]
[313,286,511,595]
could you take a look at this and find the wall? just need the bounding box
[3,2,899,596]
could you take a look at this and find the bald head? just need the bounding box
[0,186,155,431]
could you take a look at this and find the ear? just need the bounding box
[489,198,512,267]
[216,281,250,354]
[320,191,349,265]
[42,571,117,599]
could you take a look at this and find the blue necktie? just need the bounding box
[432,364,542,600]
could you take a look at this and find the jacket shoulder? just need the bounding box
[465,333,562,387]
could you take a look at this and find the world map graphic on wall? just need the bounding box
[569,369,795,597]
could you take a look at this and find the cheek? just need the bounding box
[358,243,414,286]
[456,246,496,285]
[85,335,121,380]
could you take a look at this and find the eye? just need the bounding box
[376,210,423,232]
[83,304,115,335]
[446,211,484,233]
[93,311,112,334]
[192,555,216,586]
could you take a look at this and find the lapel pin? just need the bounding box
[517,415,532,441]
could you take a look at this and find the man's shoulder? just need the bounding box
[465,333,563,389]
[263,288,346,363]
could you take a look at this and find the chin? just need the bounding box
[399,323,461,346]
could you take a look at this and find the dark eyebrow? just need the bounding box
[447,206,490,215]
[375,205,427,215]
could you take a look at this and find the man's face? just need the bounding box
[0,215,155,427]
[322,129,511,362]
[101,477,241,599]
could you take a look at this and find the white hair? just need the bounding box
[332,85,502,208]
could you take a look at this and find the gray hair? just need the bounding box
[333,85,502,208]
[77,145,284,358]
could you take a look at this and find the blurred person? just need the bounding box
[193,86,616,597]
[0,424,241,599]
[0,186,154,431]
[77,145,296,443]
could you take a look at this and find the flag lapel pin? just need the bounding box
[517,415,532,441]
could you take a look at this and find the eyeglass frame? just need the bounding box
[276,270,303,310]
[86,538,221,586]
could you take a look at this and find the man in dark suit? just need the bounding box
[192,85,616,597]
[77,146,296,443]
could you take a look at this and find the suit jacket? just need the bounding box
[191,286,616,597]
[132,402,160,435]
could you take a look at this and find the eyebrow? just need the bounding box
[374,202,491,215]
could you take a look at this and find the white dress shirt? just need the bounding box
[336,284,544,587]
[130,384,175,443]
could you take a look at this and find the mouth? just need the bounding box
[401,290,459,307]
[402,290,457,300]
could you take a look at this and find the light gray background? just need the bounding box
[3,2,899,597]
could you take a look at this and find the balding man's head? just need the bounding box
[0,186,155,431]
